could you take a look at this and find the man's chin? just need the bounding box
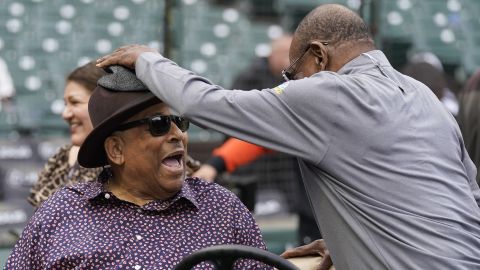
[163,178,185,196]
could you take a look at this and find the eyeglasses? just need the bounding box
[117,114,190,136]
[281,42,329,81]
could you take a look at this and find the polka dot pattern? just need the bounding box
[5,178,271,269]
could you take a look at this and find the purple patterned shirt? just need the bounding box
[5,178,271,269]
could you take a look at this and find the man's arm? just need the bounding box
[193,138,272,181]
[96,46,338,164]
[213,138,273,173]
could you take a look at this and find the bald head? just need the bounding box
[295,4,373,50]
[285,4,375,73]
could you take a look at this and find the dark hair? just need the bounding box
[295,4,372,48]
[66,60,106,92]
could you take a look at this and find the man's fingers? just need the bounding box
[282,241,334,270]
[97,53,131,68]
[97,44,159,69]
[113,46,128,52]
[114,44,136,52]
[281,246,314,259]
[280,249,299,259]
[96,45,133,66]
[96,56,117,68]
[317,253,333,270]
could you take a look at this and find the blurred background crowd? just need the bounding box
[0,0,479,265]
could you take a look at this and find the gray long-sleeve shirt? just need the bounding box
[136,50,480,270]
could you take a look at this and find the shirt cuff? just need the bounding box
[135,51,165,80]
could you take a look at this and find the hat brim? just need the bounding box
[78,92,160,168]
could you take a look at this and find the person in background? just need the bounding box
[457,68,480,185]
[6,66,270,269]
[98,3,480,269]
[27,61,105,208]
[194,35,322,245]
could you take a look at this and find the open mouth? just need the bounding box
[162,152,184,168]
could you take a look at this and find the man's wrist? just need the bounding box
[135,51,164,76]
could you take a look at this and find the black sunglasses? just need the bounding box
[117,114,189,136]
[281,42,329,81]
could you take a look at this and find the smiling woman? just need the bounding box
[27,61,106,208]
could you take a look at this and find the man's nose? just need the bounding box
[166,122,186,142]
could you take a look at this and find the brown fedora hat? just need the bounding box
[78,86,161,168]
[78,86,160,168]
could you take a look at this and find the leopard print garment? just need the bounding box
[28,144,202,208]
[28,145,102,208]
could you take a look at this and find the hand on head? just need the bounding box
[96,44,158,69]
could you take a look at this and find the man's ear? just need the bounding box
[104,135,125,166]
[309,41,329,70]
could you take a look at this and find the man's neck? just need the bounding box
[106,179,153,206]
[328,41,376,72]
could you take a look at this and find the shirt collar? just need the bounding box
[70,179,199,211]
[337,50,391,75]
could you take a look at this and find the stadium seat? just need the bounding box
[410,0,463,65]
[277,0,361,32]
[459,0,480,75]
[378,0,417,40]
[0,108,17,137]
[0,0,166,138]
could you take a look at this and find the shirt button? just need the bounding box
[136,208,143,214]
[134,265,141,270]
[104,193,111,199]
[135,235,142,240]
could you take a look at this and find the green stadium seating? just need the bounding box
[0,106,17,137]
[0,0,166,138]
[277,0,361,32]
[378,0,417,40]
[459,0,480,75]
[410,0,463,65]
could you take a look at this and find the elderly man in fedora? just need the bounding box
[5,66,271,270]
